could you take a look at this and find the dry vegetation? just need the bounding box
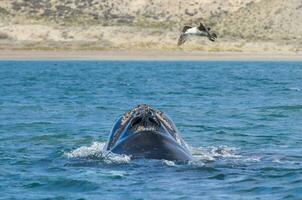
[0,0,301,52]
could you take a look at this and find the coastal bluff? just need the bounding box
[0,0,301,52]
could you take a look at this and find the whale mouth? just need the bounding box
[111,130,192,161]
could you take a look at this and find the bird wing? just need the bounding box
[199,22,218,42]
[198,23,209,33]
[177,33,188,46]
[182,26,192,33]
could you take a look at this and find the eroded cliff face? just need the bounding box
[0,0,260,24]
[0,0,301,52]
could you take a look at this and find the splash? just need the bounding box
[65,142,131,164]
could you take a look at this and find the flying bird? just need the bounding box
[177,23,217,46]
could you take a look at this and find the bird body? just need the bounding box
[184,27,207,36]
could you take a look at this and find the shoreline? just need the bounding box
[0,50,302,61]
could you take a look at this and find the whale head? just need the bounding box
[105,104,192,161]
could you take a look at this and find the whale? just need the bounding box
[105,104,193,161]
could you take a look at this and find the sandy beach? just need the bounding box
[0,50,302,61]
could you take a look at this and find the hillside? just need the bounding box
[214,0,302,41]
[0,0,301,52]
[0,0,260,25]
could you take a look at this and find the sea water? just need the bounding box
[0,61,302,199]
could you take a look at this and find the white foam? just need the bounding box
[103,153,131,164]
[107,170,127,178]
[65,142,131,164]
[162,160,176,166]
[191,145,241,162]
[289,87,301,91]
[272,158,282,163]
[242,156,261,162]
[65,142,105,159]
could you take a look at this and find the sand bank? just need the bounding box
[0,50,301,61]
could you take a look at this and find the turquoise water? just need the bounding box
[1,61,302,200]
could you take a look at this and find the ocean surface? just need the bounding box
[1,61,302,200]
